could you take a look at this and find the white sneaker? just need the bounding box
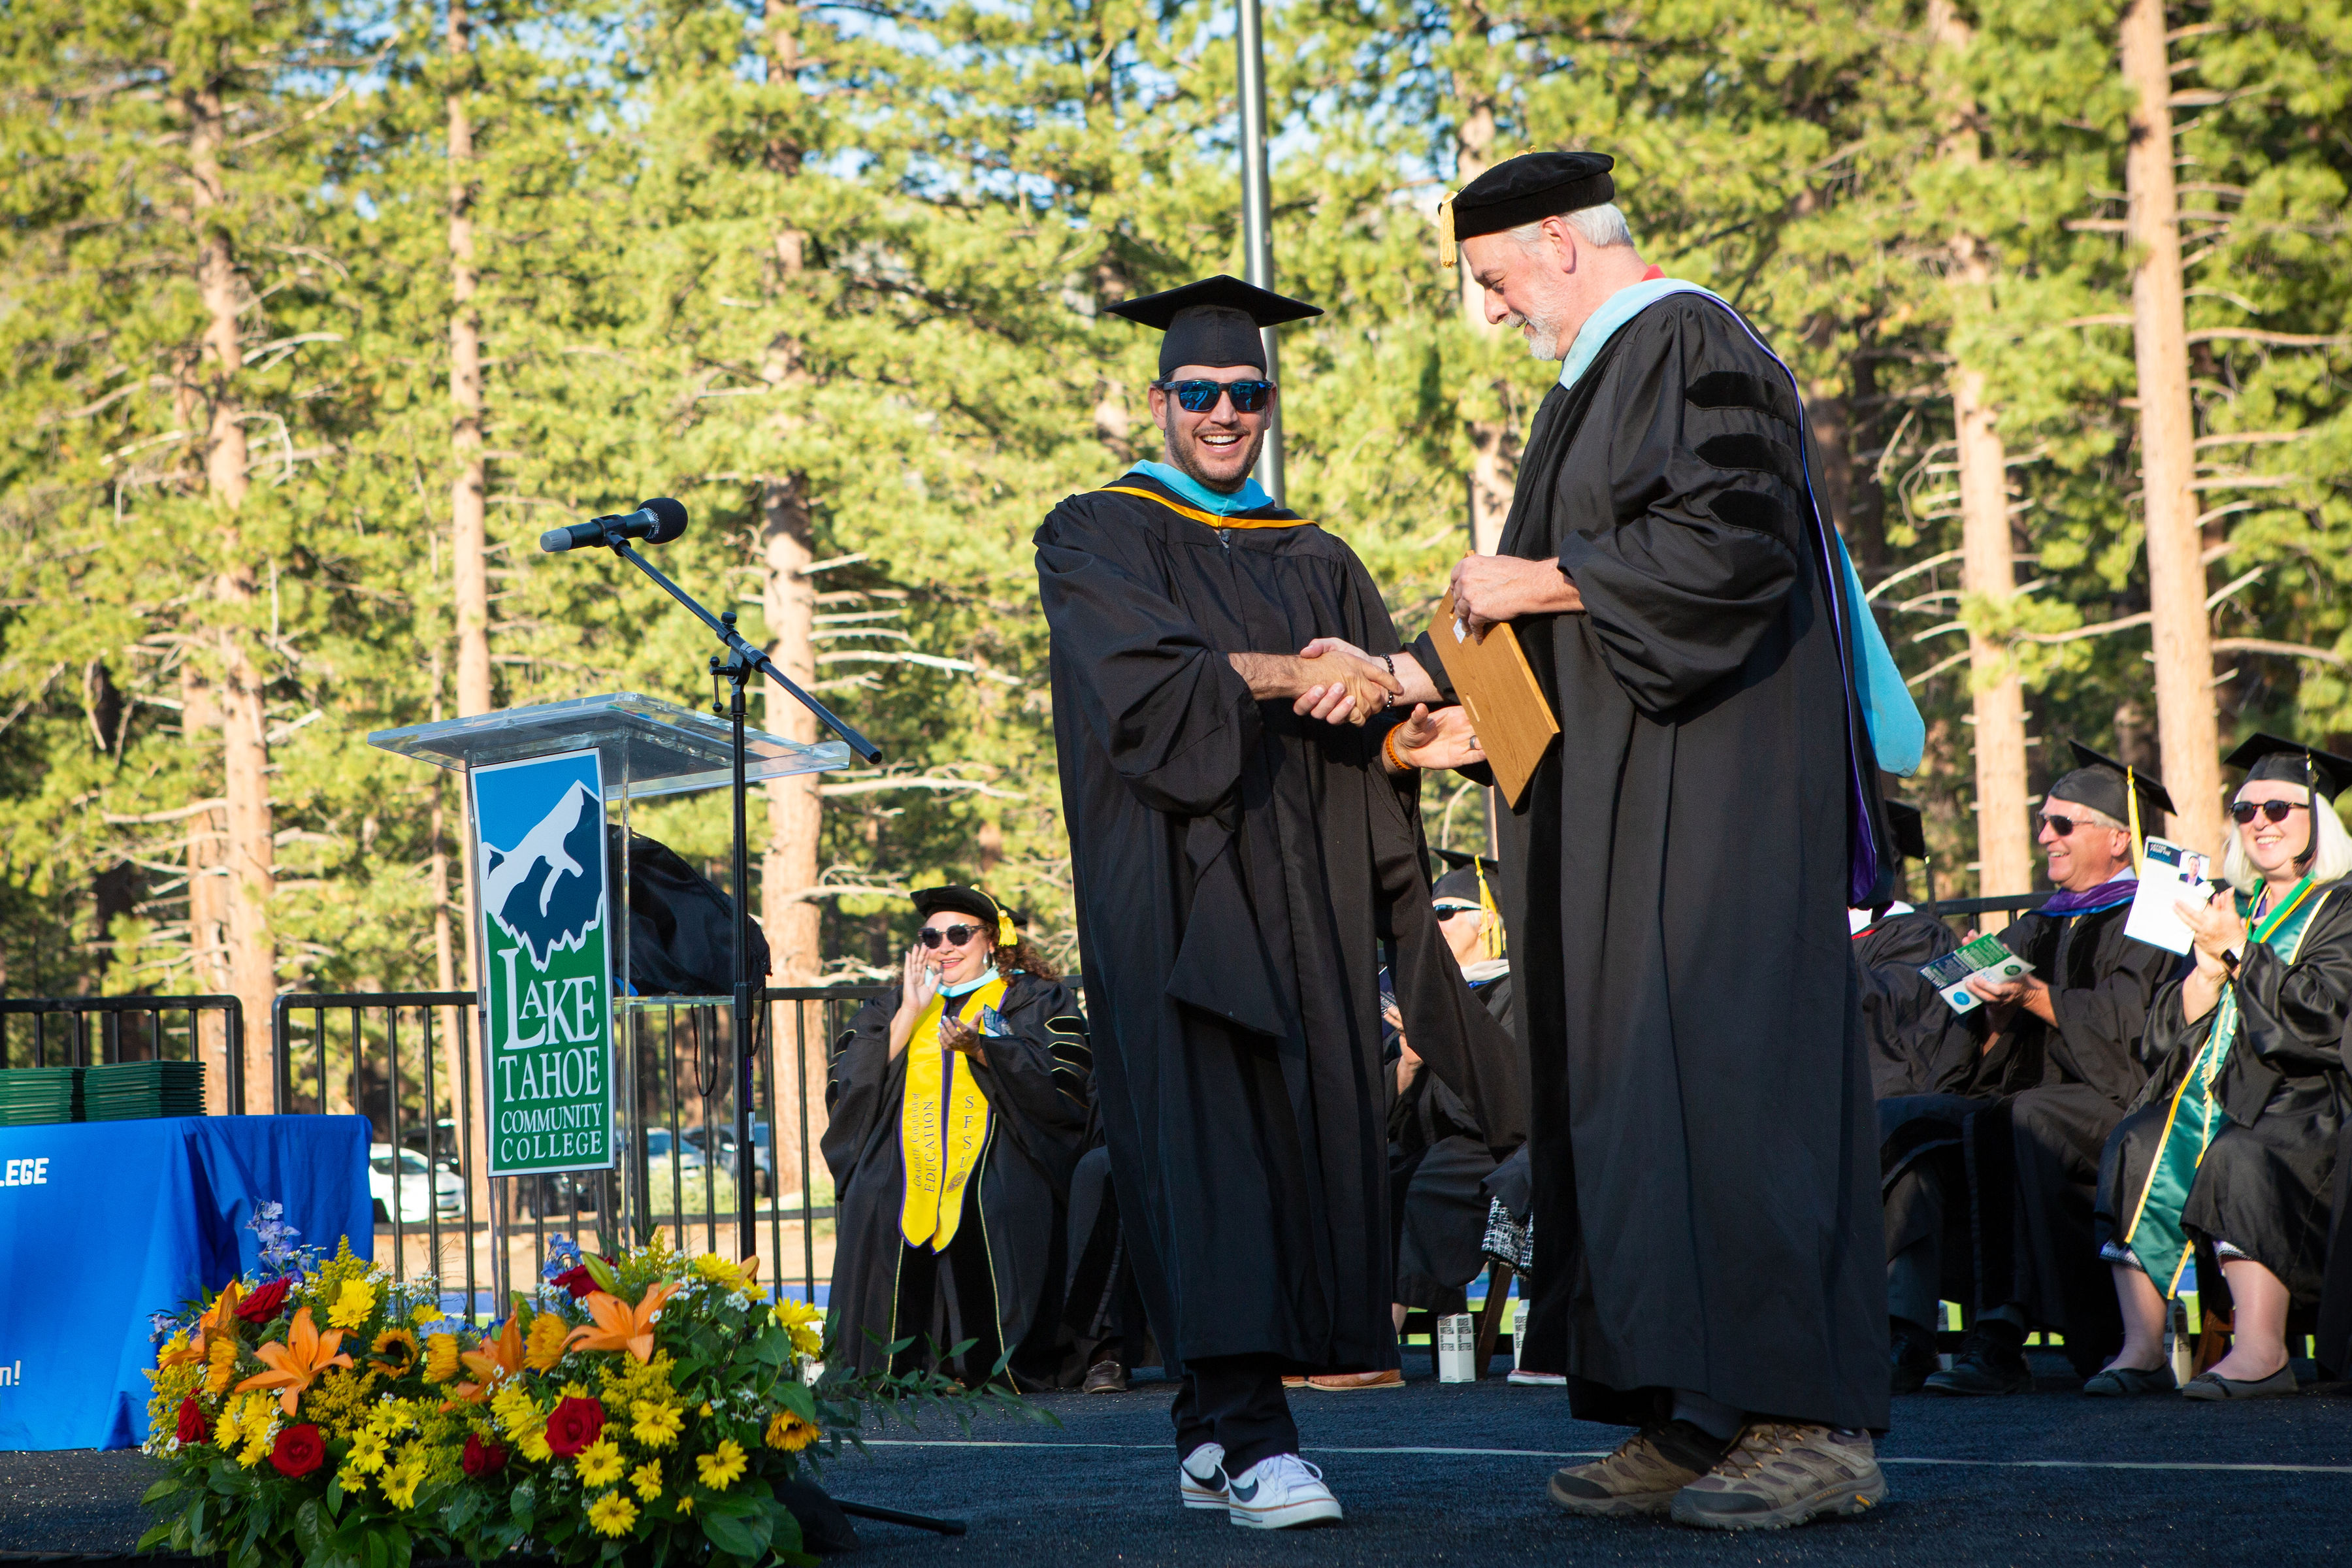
[1179,1443,1228,1511]
[1226,1453,1342,1529]
[1507,1368,1567,1386]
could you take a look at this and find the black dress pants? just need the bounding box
[1171,1353,1298,1476]
[889,1183,1005,1384]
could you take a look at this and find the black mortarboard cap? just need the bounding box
[1886,801,1929,862]
[2225,732,2352,802]
[1430,848,1500,907]
[1105,274,1323,378]
[1439,152,1616,266]
[2048,741,2175,830]
[911,885,1019,945]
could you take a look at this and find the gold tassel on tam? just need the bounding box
[1438,192,1458,269]
[1475,857,1504,960]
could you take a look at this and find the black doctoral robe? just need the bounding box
[1409,293,1891,1431]
[1036,472,1524,1375]
[1876,898,2174,1365]
[821,972,1092,1385]
[2097,883,2352,1311]
[1854,909,1969,1100]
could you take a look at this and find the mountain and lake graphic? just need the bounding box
[480,778,606,968]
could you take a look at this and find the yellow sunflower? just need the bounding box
[764,1410,819,1452]
[694,1438,747,1491]
[586,1493,639,1537]
[630,1459,663,1501]
[575,1437,627,1489]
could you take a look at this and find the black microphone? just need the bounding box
[539,497,689,553]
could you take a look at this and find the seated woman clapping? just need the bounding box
[2089,736,2352,1398]
[822,886,1092,1388]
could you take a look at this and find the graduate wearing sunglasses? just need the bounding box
[822,885,1093,1389]
[1034,275,1501,1530]
[2091,735,2352,1399]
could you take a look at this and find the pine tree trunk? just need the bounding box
[449,0,491,725]
[188,87,276,1105]
[761,5,826,1211]
[1452,95,1513,555]
[1953,365,2033,895]
[182,665,233,1111]
[2121,0,2223,851]
[1933,0,2033,896]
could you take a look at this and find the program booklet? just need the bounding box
[1920,934,2033,1015]
[2121,838,2213,956]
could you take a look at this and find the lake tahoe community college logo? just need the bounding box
[471,750,615,1177]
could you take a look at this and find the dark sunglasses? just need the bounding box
[1155,378,1275,414]
[919,923,985,949]
[2039,813,2115,838]
[1433,904,1480,921]
[2231,800,2310,825]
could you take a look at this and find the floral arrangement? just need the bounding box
[140,1209,996,1568]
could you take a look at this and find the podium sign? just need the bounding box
[470,749,615,1177]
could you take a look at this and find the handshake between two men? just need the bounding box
[1225,549,1587,772]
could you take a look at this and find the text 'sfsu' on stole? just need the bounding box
[470,748,617,1176]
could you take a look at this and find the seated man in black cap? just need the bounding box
[823,885,1093,1388]
[1880,744,2181,1396]
[1852,802,1972,1100]
[1036,276,1502,1528]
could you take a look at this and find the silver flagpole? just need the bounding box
[1236,0,1282,505]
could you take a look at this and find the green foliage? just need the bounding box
[4,0,2351,984]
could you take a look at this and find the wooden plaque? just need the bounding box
[1424,589,1560,808]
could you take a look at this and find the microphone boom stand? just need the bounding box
[600,534,880,1268]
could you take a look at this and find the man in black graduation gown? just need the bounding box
[1312,152,1896,1530]
[1884,747,2180,1395]
[1034,276,1507,1529]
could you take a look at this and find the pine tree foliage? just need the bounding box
[3,0,2351,1004]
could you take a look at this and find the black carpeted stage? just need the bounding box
[8,1353,2347,1565]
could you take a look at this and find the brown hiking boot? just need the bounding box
[1669,1422,1887,1531]
[1545,1421,1727,1518]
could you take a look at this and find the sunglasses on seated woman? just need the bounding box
[919,923,987,949]
[2231,799,2310,825]
[1154,378,1275,413]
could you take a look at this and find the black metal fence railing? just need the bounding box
[269,987,887,1324]
[0,994,245,1113]
[1916,893,2050,928]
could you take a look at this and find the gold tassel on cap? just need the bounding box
[1438,192,1458,269]
[2126,767,2144,876]
[1474,858,1503,960]
[996,909,1017,948]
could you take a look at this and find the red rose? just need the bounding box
[175,1397,209,1444]
[235,1277,293,1324]
[551,1265,596,1300]
[543,1396,606,1457]
[462,1432,508,1477]
[270,1424,326,1478]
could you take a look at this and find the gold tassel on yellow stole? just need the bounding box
[1439,193,1458,270]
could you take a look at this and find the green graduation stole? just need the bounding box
[898,977,1009,1250]
[2119,877,2321,1296]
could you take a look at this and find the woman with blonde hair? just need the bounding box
[2088,735,2352,1397]
[823,885,1092,1388]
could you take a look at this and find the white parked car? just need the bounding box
[369,1142,463,1222]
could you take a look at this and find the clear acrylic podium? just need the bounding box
[367,692,850,1298]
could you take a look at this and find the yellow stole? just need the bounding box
[898,977,1009,1249]
[1097,485,1316,530]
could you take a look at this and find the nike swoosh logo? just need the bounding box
[1228,1479,1258,1503]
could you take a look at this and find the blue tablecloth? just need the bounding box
[0,1115,372,1451]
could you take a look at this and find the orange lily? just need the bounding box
[566,1283,679,1364]
[455,1315,527,1403]
[232,1307,354,1416]
[163,1280,247,1369]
